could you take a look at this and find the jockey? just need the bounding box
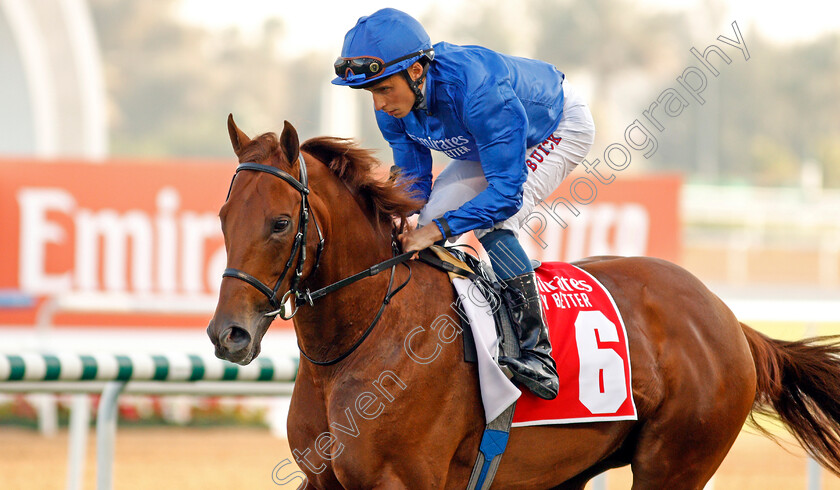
[332,8,595,400]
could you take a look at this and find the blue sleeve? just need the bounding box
[375,111,433,202]
[436,82,528,237]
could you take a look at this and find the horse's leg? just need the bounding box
[620,378,753,486]
[578,257,757,489]
[547,477,587,490]
[370,473,410,489]
[627,428,716,488]
[546,471,603,490]
[543,455,626,490]
[624,339,755,489]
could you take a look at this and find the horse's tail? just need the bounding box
[742,322,840,475]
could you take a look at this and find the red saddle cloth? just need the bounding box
[511,262,637,426]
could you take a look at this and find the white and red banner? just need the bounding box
[512,261,637,426]
[0,158,234,327]
[0,158,680,328]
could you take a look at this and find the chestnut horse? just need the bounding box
[208,116,840,489]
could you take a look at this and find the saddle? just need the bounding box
[417,245,522,364]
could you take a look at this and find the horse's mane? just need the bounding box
[302,136,425,225]
[239,133,424,226]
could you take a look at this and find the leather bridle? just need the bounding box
[221,153,414,365]
[222,155,324,320]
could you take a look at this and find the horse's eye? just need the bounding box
[272,218,290,233]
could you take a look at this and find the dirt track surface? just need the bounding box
[0,426,838,489]
[0,426,293,490]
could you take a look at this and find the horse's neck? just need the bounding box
[293,199,397,362]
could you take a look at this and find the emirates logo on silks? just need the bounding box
[406,133,472,159]
[537,274,593,294]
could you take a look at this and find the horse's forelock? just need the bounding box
[237,132,284,167]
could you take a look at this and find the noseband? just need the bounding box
[222,155,325,320]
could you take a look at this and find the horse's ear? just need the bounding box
[227,114,251,159]
[279,120,300,165]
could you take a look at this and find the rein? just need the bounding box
[221,154,416,366]
[300,248,414,366]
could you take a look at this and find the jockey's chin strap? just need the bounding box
[221,154,416,365]
[403,62,431,111]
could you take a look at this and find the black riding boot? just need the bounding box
[498,272,559,400]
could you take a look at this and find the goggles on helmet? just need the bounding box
[334,49,434,83]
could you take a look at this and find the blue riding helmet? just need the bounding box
[332,8,434,87]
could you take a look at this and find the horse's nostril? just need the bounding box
[223,326,252,352]
[229,326,249,344]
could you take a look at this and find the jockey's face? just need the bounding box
[364,62,424,118]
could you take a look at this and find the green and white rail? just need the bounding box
[0,352,298,490]
[0,352,296,383]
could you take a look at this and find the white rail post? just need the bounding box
[270,395,293,438]
[807,457,822,490]
[33,392,58,436]
[66,393,91,490]
[805,321,822,490]
[96,381,127,490]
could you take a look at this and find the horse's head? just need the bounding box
[207,115,317,364]
[208,115,424,365]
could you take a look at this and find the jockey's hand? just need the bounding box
[399,223,444,254]
[391,213,419,233]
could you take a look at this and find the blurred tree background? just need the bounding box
[90,0,840,187]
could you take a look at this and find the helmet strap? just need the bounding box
[403,61,431,111]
